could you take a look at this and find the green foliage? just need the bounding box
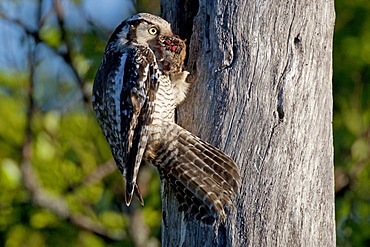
[135,0,160,14]
[334,0,370,246]
[0,1,161,246]
[0,74,162,246]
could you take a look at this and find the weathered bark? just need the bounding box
[160,0,336,246]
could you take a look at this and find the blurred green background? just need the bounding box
[0,0,368,246]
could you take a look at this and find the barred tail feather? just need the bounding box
[154,122,240,224]
[178,134,240,194]
[159,168,221,224]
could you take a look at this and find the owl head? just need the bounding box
[107,13,174,52]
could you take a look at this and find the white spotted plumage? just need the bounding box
[92,13,240,224]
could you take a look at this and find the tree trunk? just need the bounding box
[160,0,336,246]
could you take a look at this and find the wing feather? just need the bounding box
[119,45,158,205]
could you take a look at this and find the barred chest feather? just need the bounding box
[151,74,177,122]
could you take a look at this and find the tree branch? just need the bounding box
[52,0,90,107]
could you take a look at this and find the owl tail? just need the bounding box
[152,122,240,224]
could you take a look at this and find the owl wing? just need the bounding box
[118,45,159,206]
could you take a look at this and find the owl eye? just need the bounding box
[148,27,158,35]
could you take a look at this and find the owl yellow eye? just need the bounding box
[148,27,158,35]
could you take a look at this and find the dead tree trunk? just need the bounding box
[160,0,336,246]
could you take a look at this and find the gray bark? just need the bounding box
[160,0,336,246]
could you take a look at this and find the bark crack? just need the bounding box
[248,43,260,101]
[215,35,236,72]
[277,63,288,122]
[275,1,297,122]
[258,123,278,172]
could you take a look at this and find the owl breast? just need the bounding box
[151,74,177,122]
